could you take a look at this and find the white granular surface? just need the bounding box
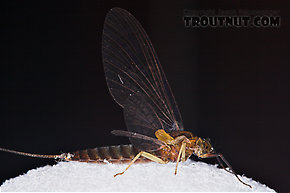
[0,160,274,191]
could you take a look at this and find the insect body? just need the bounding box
[0,8,251,188]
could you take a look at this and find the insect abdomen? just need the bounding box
[69,144,148,164]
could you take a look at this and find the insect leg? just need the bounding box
[201,152,252,188]
[114,151,167,177]
[181,144,186,162]
[174,141,187,175]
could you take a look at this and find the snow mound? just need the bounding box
[0,160,274,192]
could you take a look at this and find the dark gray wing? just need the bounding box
[102,8,183,150]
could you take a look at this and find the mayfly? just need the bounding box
[0,8,251,188]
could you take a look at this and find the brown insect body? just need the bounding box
[68,130,203,164]
[68,144,147,164]
[67,144,180,164]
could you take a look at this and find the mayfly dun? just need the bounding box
[0,8,251,188]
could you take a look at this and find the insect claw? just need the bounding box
[114,172,124,177]
[174,169,178,175]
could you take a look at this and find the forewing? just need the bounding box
[102,8,183,150]
[123,93,167,150]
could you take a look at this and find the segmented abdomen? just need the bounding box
[69,144,149,164]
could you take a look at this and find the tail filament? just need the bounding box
[0,147,69,160]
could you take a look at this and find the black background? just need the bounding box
[0,0,289,192]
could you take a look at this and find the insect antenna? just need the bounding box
[0,147,70,160]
